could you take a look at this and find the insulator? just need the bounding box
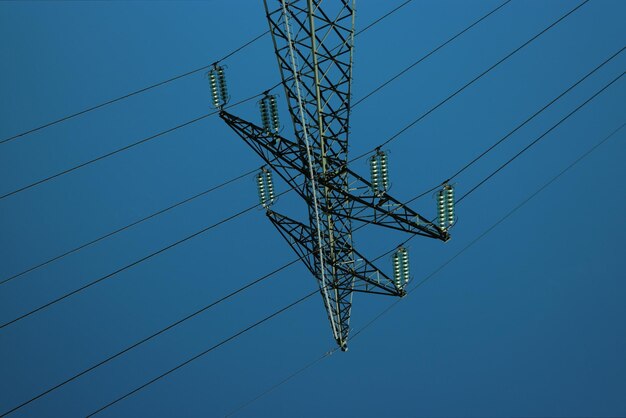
[217,67,228,104]
[446,186,455,225]
[265,170,275,203]
[379,152,389,192]
[369,156,379,193]
[401,248,410,284]
[259,99,270,132]
[256,173,267,207]
[269,95,280,133]
[209,71,220,108]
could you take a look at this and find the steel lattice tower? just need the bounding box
[218,0,450,351]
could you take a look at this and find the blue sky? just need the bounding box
[0,1,625,417]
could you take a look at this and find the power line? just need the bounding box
[0,31,269,146]
[0,167,258,287]
[352,0,512,108]
[393,70,625,250]
[457,71,625,204]
[351,0,591,162]
[225,349,335,418]
[0,256,302,416]
[0,89,276,202]
[0,187,290,330]
[86,288,319,417]
[226,121,626,417]
[402,45,624,204]
[355,0,414,36]
[446,46,625,182]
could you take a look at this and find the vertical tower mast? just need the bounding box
[265,0,357,350]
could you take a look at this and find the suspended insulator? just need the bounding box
[208,65,228,108]
[393,247,409,289]
[209,72,220,108]
[401,248,410,284]
[217,67,228,104]
[437,190,447,229]
[379,152,389,192]
[269,95,280,133]
[446,185,455,226]
[369,156,379,194]
[259,99,271,133]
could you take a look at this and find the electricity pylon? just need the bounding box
[215,1,452,351]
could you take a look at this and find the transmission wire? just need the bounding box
[0,256,303,416]
[0,187,292,330]
[86,288,319,417]
[350,0,591,162]
[403,45,624,204]
[352,0,512,108]
[457,71,624,204]
[0,167,259,287]
[0,31,269,146]
[0,88,280,202]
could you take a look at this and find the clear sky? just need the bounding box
[0,1,625,417]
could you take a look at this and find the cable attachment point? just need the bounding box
[208,64,230,109]
[437,183,456,232]
[256,167,275,209]
[392,246,410,291]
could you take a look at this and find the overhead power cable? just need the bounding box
[86,288,320,417]
[352,0,512,108]
[0,31,269,146]
[226,121,626,417]
[401,45,625,204]
[0,0,410,147]
[457,71,624,204]
[0,187,291,330]
[0,89,278,202]
[351,0,591,162]
[395,70,625,253]
[0,256,303,416]
[0,167,258,287]
[446,46,625,182]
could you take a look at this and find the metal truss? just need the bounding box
[218,1,449,350]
